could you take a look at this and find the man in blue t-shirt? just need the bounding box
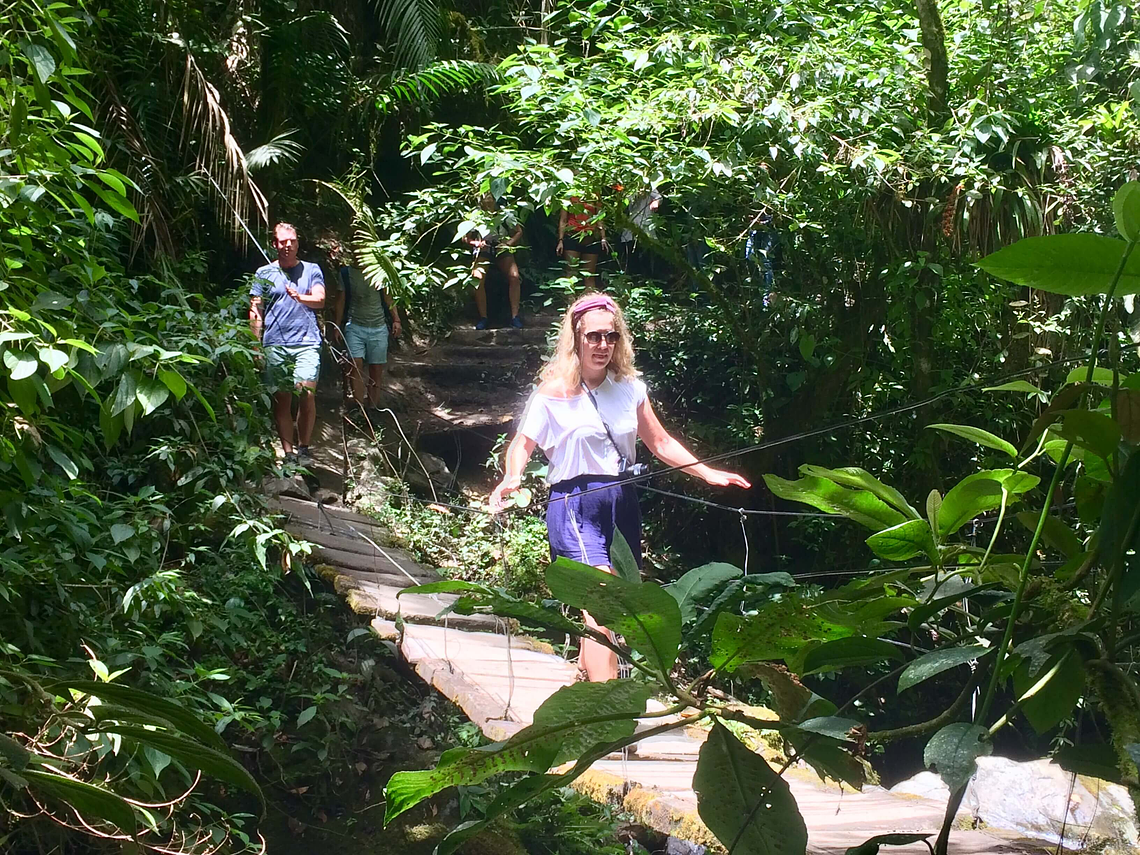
[249,222,325,464]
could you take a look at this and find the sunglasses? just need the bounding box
[583,330,620,345]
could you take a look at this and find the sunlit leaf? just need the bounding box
[977,234,1140,296]
[693,721,807,855]
[924,723,991,791]
[898,646,993,693]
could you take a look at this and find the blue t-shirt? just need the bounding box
[251,261,324,346]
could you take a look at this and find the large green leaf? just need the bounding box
[609,528,641,583]
[787,731,867,789]
[111,370,137,416]
[866,519,936,561]
[1056,410,1121,460]
[710,601,854,672]
[845,833,933,855]
[1053,743,1125,784]
[938,470,1039,537]
[23,769,137,835]
[99,726,264,809]
[1013,651,1084,734]
[976,233,1140,296]
[798,466,920,518]
[666,562,742,624]
[546,557,681,677]
[907,583,999,632]
[1112,180,1140,242]
[898,646,993,693]
[763,473,907,531]
[384,679,648,824]
[801,637,904,675]
[56,681,227,750]
[693,721,807,855]
[924,723,991,791]
[927,423,1017,459]
[1096,451,1140,611]
[534,678,650,765]
[136,377,170,415]
[1014,511,1083,559]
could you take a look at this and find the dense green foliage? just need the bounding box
[0,3,452,852]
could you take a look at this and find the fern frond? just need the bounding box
[180,53,268,243]
[374,0,442,71]
[353,222,406,302]
[245,130,306,172]
[385,60,498,108]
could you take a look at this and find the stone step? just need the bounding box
[445,326,552,347]
[387,361,524,383]
[410,343,537,362]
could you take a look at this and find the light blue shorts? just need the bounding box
[265,344,321,388]
[344,322,389,365]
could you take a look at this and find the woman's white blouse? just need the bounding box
[517,374,648,485]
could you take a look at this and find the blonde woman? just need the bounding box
[490,293,750,681]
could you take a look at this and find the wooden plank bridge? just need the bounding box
[273,493,1052,855]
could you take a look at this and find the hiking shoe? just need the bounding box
[474,317,489,330]
[510,315,524,329]
[283,451,299,466]
[295,446,313,466]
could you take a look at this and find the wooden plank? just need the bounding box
[348,585,498,630]
[318,565,421,593]
[312,543,429,580]
[413,657,519,725]
[371,620,557,656]
[269,495,385,531]
[293,526,392,557]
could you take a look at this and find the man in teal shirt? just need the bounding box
[249,223,325,464]
[333,247,402,412]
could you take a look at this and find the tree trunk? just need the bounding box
[915,0,949,123]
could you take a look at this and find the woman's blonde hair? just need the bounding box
[540,293,637,387]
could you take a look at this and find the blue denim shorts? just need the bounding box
[546,475,642,569]
[343,322,389,365]
[265,344,321,388]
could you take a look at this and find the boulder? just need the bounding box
[890,758,1138,854]
[889,771,950,802]
[261,474,311,500]
[964,757,1137,854]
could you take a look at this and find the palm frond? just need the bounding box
[180,53,268,243]
[384,60,498,110]
[374,0,442,71]
[353,221,406,301]
[245,130,306,172]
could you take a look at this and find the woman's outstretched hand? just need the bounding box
[701,467,751,489]
[489,479,519,513]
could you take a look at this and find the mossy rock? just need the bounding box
[457,824,528,855]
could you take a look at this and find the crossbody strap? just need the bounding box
[581,381,631,469]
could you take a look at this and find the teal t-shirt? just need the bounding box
[340,266,389,328]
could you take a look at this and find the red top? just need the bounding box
[566,197,599,234]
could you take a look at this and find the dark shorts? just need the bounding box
[546,475,642,568]
[563,232,600,254]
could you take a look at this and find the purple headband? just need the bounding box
[571,294,618,320]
